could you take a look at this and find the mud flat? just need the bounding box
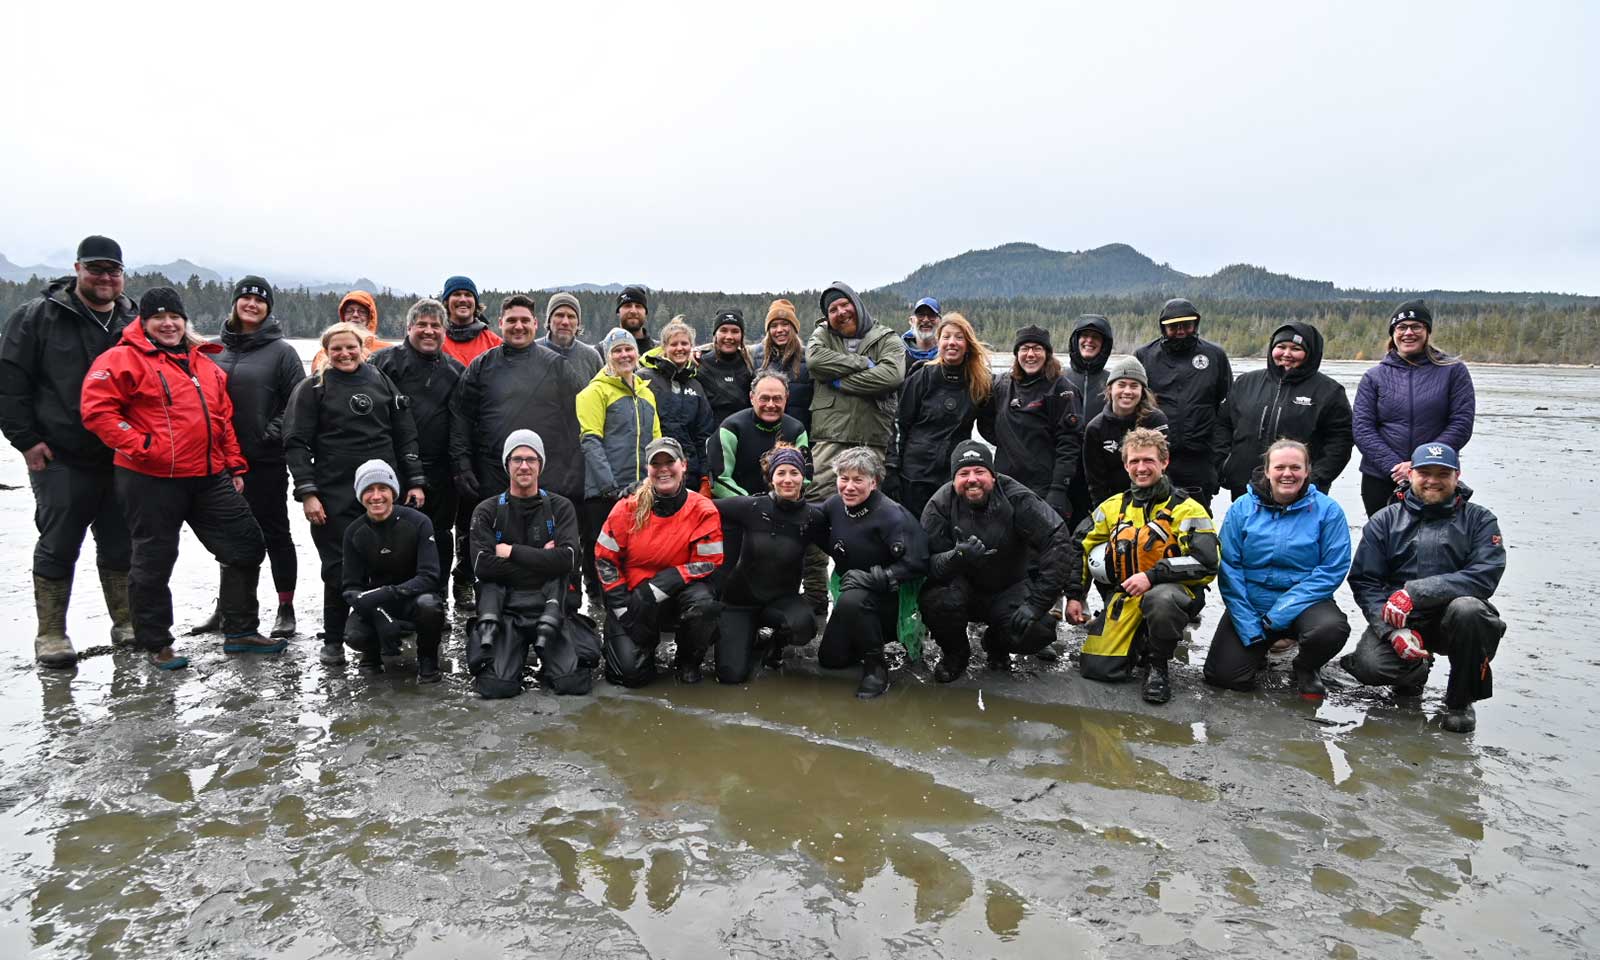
[0,361,1595,958]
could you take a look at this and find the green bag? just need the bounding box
[828,573,926,660]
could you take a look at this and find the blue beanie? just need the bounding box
[442,275,478,302]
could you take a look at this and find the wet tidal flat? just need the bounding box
[1,362,1598,958]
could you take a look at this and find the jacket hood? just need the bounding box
[338,290,380,334]
[820,281,872,339]
[640,347,700,379]
[1068,314,1114,373]
[119,315,222,357]
[901,329,938,360]
[446,317,490,342]
[1400,480,1475,515]
[46,276,136,320]
[220,316,286,351]
[1266,322,1324,382]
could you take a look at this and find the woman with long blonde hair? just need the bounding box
[888,311,993,518]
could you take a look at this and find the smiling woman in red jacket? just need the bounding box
[80,287,279,671]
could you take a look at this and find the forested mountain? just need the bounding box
[880,242,1596,307]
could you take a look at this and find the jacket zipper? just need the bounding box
[155,369,177,477]
[191,365,215,477]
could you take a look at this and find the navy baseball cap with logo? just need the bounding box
[1411,442,1460,471]
[913,297,941,316]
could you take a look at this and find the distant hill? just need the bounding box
[0,254,68,283]
[544,282,628,294]
[130,259,224,284]
[879,241,1595,307]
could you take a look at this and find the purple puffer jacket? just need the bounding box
[1352,351,1475,478]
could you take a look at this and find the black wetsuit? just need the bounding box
[340,505,443,661]
[712,494,826,683]
[816,490,929,668]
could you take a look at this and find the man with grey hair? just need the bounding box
[538,292,602,383]
[372,298,467,586]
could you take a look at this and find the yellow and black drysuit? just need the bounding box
[1065,475,1218,681]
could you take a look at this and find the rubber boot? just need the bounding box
[220,565,286,654]
[856,649,889,699]
[1442,704,1476,733]
[933,640,970,683]
[33,575,76,668]
[98,568,137,648]
[1142,660,1172,705]
[417,649,441,683]
[358,649,385,675]
[318,640,347,666]
[149,645,189,671]
[1293,662,1327,701]
[452,577,476,612]
[187,568,225,634]
[269,601,296,639]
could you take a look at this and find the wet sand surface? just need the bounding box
[0,360,1596,958]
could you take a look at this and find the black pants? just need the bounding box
[1167,458,1217,515]
[818,587,898,669]
[717,594,816,684]
[422,482,458,589]
[920,577,1057,660]
[309,505,363,646]
[118,470,266,651]
[451,489,476,587]
[1341,598,1505,708]
[239,464,296,595]
[1361,472,1400,517]
[602,580,719,687]
[345,593,444,657]
[579,497,613,606]
[29,459,130,579]
[1202,599,1350,690]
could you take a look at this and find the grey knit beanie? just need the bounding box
[1104,355,1148,387]
[503,429,546,466]
[353,459,400,499]
[546,292,583,327]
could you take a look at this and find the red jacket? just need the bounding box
[81,321,248,479]
[595,490,723,592]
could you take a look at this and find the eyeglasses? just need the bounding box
[1393,322,1428,335]
[508,456,541,467]
[83,263,123,278]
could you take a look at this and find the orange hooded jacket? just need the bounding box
[311,290,395,372]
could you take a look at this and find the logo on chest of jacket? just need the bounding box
[349,393,374,415]
[943,398,958,412]
[1293,396,1313,406]
[1102,440,1119,453]
[1191,355,1209,371]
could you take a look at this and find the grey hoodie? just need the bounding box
[804,282,907,447]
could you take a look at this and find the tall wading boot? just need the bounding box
[98,568,137,648]
[856,648,890,700]
[452,576,476,613]
[186,566,225,634]
[220,565,286,655]
[1293,662,1328,701]
[1142,659,1173,705]
[269,601,296,639]
[33,575,76,668]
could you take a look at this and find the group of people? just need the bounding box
[0,236,1506,730]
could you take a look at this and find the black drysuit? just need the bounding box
[341,505,443,660]
[696,349,755,429]
[918,476,1072,665]
[816,490,929,668]
[978,372,1082,520]
[469,490,595,696]
[1135,331,1231,510]
[892,363,982,519]
[1218,322,1353,496]
[214,318,306,594]
[712,494,827,683]
[371,340,465,579]
[449,342,587,502]
[283,364,425,646]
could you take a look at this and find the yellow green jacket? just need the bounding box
[577,370,662,499]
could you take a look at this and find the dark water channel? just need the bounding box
[0,361,1596,958]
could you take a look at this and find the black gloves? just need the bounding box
[1008,602,1042,636]
[454,471,480,499]
[349,586,397,615]
[840,565,894,594]
[952,534,993,565]
[373,608,412,656]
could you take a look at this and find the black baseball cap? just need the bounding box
[76,235,123,266]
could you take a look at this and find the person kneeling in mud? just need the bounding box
[1340,443,1505,733]
[596,437,725,686]
[1064,428,1218,704]
[817,446,930,699]
[712,444,826,682]
[341,460,445,679]
[467,430,595,698]
[1203,440,1352,701]
[919,440,1073,681]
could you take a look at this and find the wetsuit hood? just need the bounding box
[1068,314,1113,374]
[1266,321,1324,383]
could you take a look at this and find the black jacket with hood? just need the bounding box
[892,362,983,494]
[0,277,135,468]
[1218,322,1353,495]
[1347,482,1505,628]
[921,474,1073,611]
[1064,314,1113,424]
[213,317,306,469]
[1134,319,1231,472]
[371,338,465,490]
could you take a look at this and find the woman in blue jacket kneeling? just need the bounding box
[1204,439,1351,700]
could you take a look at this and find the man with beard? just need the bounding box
[902,297,941,370]
[1341,443,1505,733]
[537,292,602,383]
[449,295,587,610]
[437,275,502,367]
[1,236,137,666]
[616,285,654,354]
[1135,298,1231,513]
[1219,322,1352,499]
[371,299,466,592]
[919,441,1072,681]
[697,308,755,426]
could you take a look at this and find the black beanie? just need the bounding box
[821,288,849,314]
[139,286,187,321]
[233,275,274,313]
[1013,324,1053,354]
[1389,299,1433,334]
[713,307,745,334]
[1270,326,1304,349]
[949,439,995,479]
[617,285,649,311]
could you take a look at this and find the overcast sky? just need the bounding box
[4,1,1594,296]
